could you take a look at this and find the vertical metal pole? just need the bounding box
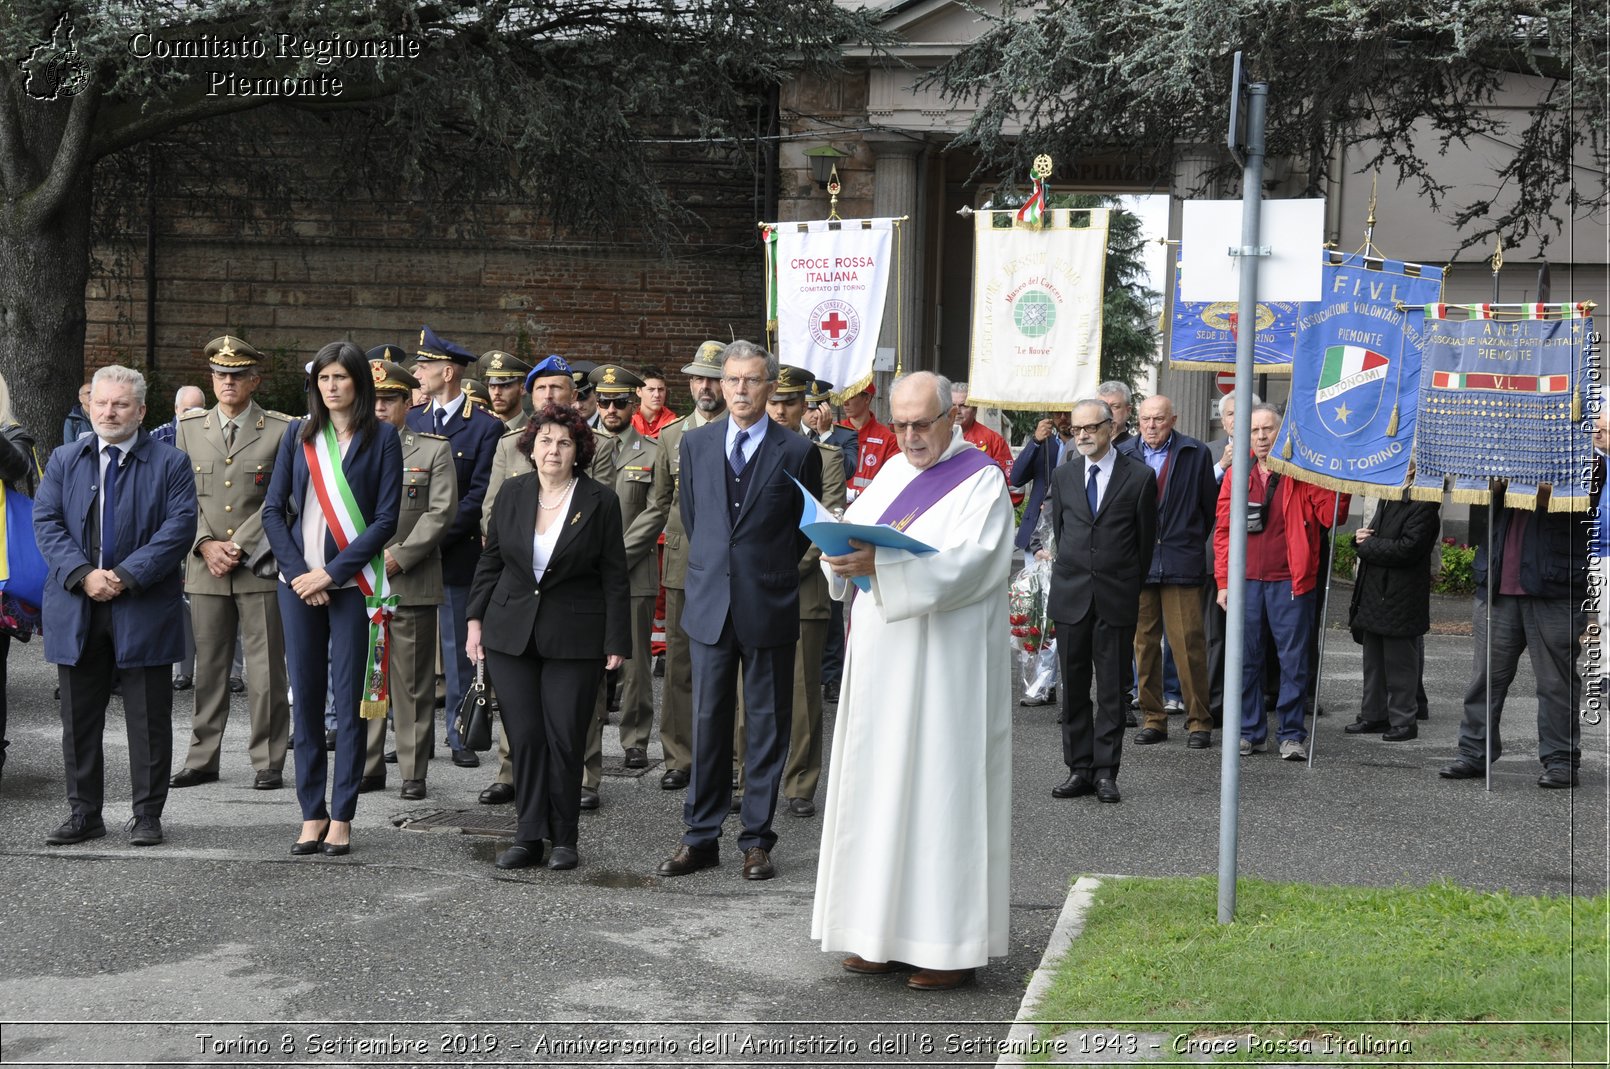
[1485,487,1496,791]
[1305,492,1343,770]
[1218,82,1267,925]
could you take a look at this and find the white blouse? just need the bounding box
[530,479,577,583]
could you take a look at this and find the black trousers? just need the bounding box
[59,602,172,819]
[1,631,10,771]
[485,637,602,848]
[686,616,793,853]
[1056,610,1132,780]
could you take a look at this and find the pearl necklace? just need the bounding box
[539,477,577,511]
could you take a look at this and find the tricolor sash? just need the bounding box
[304,424,397,719]
[877,445,997,531]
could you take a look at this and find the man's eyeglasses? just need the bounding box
[890,413,946,434]
[597,397,634,409]
[1071,418,1112,436]
[721,375,767,389]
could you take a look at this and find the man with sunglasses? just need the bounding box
[1047,398,1157,804]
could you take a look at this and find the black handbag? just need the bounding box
[454,659,493,751]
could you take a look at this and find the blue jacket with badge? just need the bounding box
[406,397,504,585]
[34,430,197,668]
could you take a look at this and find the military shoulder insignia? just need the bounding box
[265,410,294,420]
[419,431,449,441]
[179,408,207,420]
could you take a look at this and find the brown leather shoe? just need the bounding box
[656,843,719,877]
[907,967,974,991]
[741,846,775,880]
[841,955,913,975]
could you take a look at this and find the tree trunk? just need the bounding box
[0,175,92,454]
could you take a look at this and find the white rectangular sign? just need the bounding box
[1180,198,1326,303]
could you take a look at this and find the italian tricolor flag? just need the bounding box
[1316,345,1388,403]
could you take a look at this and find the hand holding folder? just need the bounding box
[790,475,936,591]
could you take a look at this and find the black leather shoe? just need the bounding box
[1538,766,1579,789]
[786,796,816,818]
[401,779,427,800]
[356,775,385,793]
[290,822,328,856]
[1123,710,1139,728]
[496,841,545,869]
[742,846,775,880]
[324,729,337,751]
[623,747,648,769]
[451,749,480,768]
[383,749,398,764]
[547,845,579,870]
[46,815,106,845]
[253,769,283,790]
[1345,718,1389,734]
[169,767,218,788]
[660,768,689,790]
[1383,724,1418,742]
[1051,772,1095,799]
[1134,727,1168,745]
[479,782,515,805]
[1187,731,1211,749]
[320,840,351,857]
[127,815,164,846]
[1439,759,1484,779]
[1095,778,1121,803]
[657,843,719,877]
[578,787,600,810]
[172,674,193,691]
[229,675,246,694]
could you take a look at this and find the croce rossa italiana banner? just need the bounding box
[967,208,1109,410]
[769,219,895,400]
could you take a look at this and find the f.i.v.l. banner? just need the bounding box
[769,218,895,401]
[967,208,1109,411]
[1267,253,1443,495]
[1409,304,1597,512]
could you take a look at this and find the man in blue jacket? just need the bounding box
[1010,409,1074,552]
[34,365,197,846]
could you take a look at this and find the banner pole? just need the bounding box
[1305,491,1342,771]
[1485,481,1496,792]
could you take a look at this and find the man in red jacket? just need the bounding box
[839,383,899,501]
[1213,403,1348,762]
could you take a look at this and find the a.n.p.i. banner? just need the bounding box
[967,208,1108,411]
[767,218,896,401]
[1166,262,1298,372]
[1409,303,1597,511]
[1267,253,1444,495]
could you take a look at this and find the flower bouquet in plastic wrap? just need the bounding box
[1009,512,1057,702]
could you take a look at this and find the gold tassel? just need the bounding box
[360,699,387,721]
[1573,394,1582,423]
[1386,403,1399,437]
[1281,437,1292,460]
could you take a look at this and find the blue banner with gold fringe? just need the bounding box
[1166,263,1298,372]
[1268,253,1444,495]
[1409,303,1596,512]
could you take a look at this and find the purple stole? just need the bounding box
[877,445,997,532]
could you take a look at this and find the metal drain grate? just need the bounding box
[401,809,519,837]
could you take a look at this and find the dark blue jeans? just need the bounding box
[1239,579,1314,745]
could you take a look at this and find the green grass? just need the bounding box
[1031,876,1607,1065]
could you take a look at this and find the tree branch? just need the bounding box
[0,71,29,194]
[24,78,100,228]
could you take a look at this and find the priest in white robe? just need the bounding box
[813,371,1014,991]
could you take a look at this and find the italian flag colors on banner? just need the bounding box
[966,208,1109,410]
[304,424,397,719]
[1317,345,1389,403]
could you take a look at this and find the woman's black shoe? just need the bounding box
[291,822,330,856]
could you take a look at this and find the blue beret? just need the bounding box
[524,354,573,391]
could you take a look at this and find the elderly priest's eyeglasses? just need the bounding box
[890,412,946,434]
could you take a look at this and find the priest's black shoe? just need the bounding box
[1134,728,1167,745]
[169,767,218,788]
[660,768,689,790]
[1051,772,1095,798]
[1095,778,1121,803]
[1538,766,1578,789]
[1345,718,1388,734]
[1439,759,1483,779]
[451,748,480,768]
[657,843,719,877]
[547,845,579,870]
[496,841,545,869]
[1383,724,1418,742]
[479,782,515,805]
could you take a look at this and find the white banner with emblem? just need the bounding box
[771,218,895,400]
[967,208,1109,411]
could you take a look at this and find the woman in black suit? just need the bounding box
[467,404,629,871]
[261,341,401,856]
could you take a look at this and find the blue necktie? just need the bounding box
[102,445,122,568]
[434,406,447,433]
[1086,463,1099,517]
[729,427,750,475]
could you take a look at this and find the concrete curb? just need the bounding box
[996,873,1113,1066]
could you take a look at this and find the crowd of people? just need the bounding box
[2,331,1599,993]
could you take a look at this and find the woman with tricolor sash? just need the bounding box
[262,342,401,856]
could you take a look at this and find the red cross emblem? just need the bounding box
[820,312,849,339]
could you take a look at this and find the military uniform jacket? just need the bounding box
[406,397,505,586]
[798,439,848,622]
[629,407,720,591]
[177,400,291,596]
[386,431,459,607]
[596,425,662,597]
[483,424,614,538]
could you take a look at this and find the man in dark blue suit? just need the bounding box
[656,341,823,881]
[34,366,197,847]
[406,325,505,767]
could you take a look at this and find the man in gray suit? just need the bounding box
[1047,398,1157,804]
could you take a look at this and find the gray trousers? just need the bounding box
[1457,594,1582,770]
[1361,632,1422,729]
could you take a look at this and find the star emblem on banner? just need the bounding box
[1333,402,1352,424]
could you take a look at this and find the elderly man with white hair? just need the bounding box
[814,370,1014,992]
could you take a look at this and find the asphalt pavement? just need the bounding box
[0,589,1602,1067]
